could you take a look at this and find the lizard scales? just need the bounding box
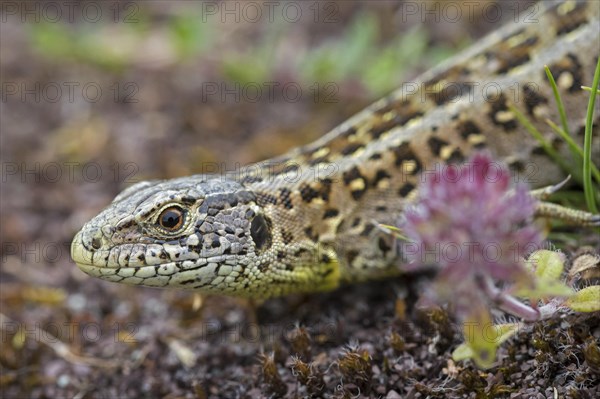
[72,0,600,298]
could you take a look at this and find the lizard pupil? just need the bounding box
[158,207,184,230]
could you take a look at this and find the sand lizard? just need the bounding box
[71,0,600,298]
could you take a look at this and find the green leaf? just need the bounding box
[516,279,573,299]
[527,250,565,280]
[566,286,600,312]
[363,28,429,95]
[519,250,572,300]
[300,47,340,82]
[28,23,73,58]
[456,320,520,368]
[169,13,214,58]
[335,12,378,78]
[451,343,474,361]
[494,323,521,344]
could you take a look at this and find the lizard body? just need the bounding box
[72,0,600,297]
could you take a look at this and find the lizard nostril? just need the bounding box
[91,236,102,250]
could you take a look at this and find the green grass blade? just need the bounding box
[545,66,571,138]
[582,58,600,213]
[545,119,600,184]
[545,119,583,157]
[508,103,576,181]
[581,86,600,95]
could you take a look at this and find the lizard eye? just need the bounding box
[158,206,185,231]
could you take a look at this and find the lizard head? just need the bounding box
[71,175,340,297]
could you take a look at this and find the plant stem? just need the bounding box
[583,57,600,213]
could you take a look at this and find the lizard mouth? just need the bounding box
[74,253,225,291]
[71,229,230,290]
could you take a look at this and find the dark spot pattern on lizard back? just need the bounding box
[549,1,589,36]
[300,178,333,203]
[398,182,415,198]
[508,159,526,173]
[485,28,540,75]
[318,178,333,201]
[342,166,367,200]
[487,94,517,131]
[304,226,319,242]
[299,183,321,203]
[423,65,473,105]
[424,67,475,105]
[445,148,465,164]
[369,152,383,161]
[281,229,294,245]
[369,118,399,139]
[427,137,449,157]
[256,192,278,206]
[339,126,357,139]
[346,250,359,266]
[548,53,583,93]
[359,224,374,237]
[269,161,301,177]
[340,142,365,156]
[531,145,547,156]
[279,188,293,209]
[307,156,331,166]
[393,142,412,166]
[392,142,422,175]
[241,175,264,184]
[522,83,548,116]
[370,99,424,136]
[551,137,564,151]
[434,82,474,105]
[323,209,339,219]
[378,237,392,254]
[372,170,391,188]
[457,120,481,139]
